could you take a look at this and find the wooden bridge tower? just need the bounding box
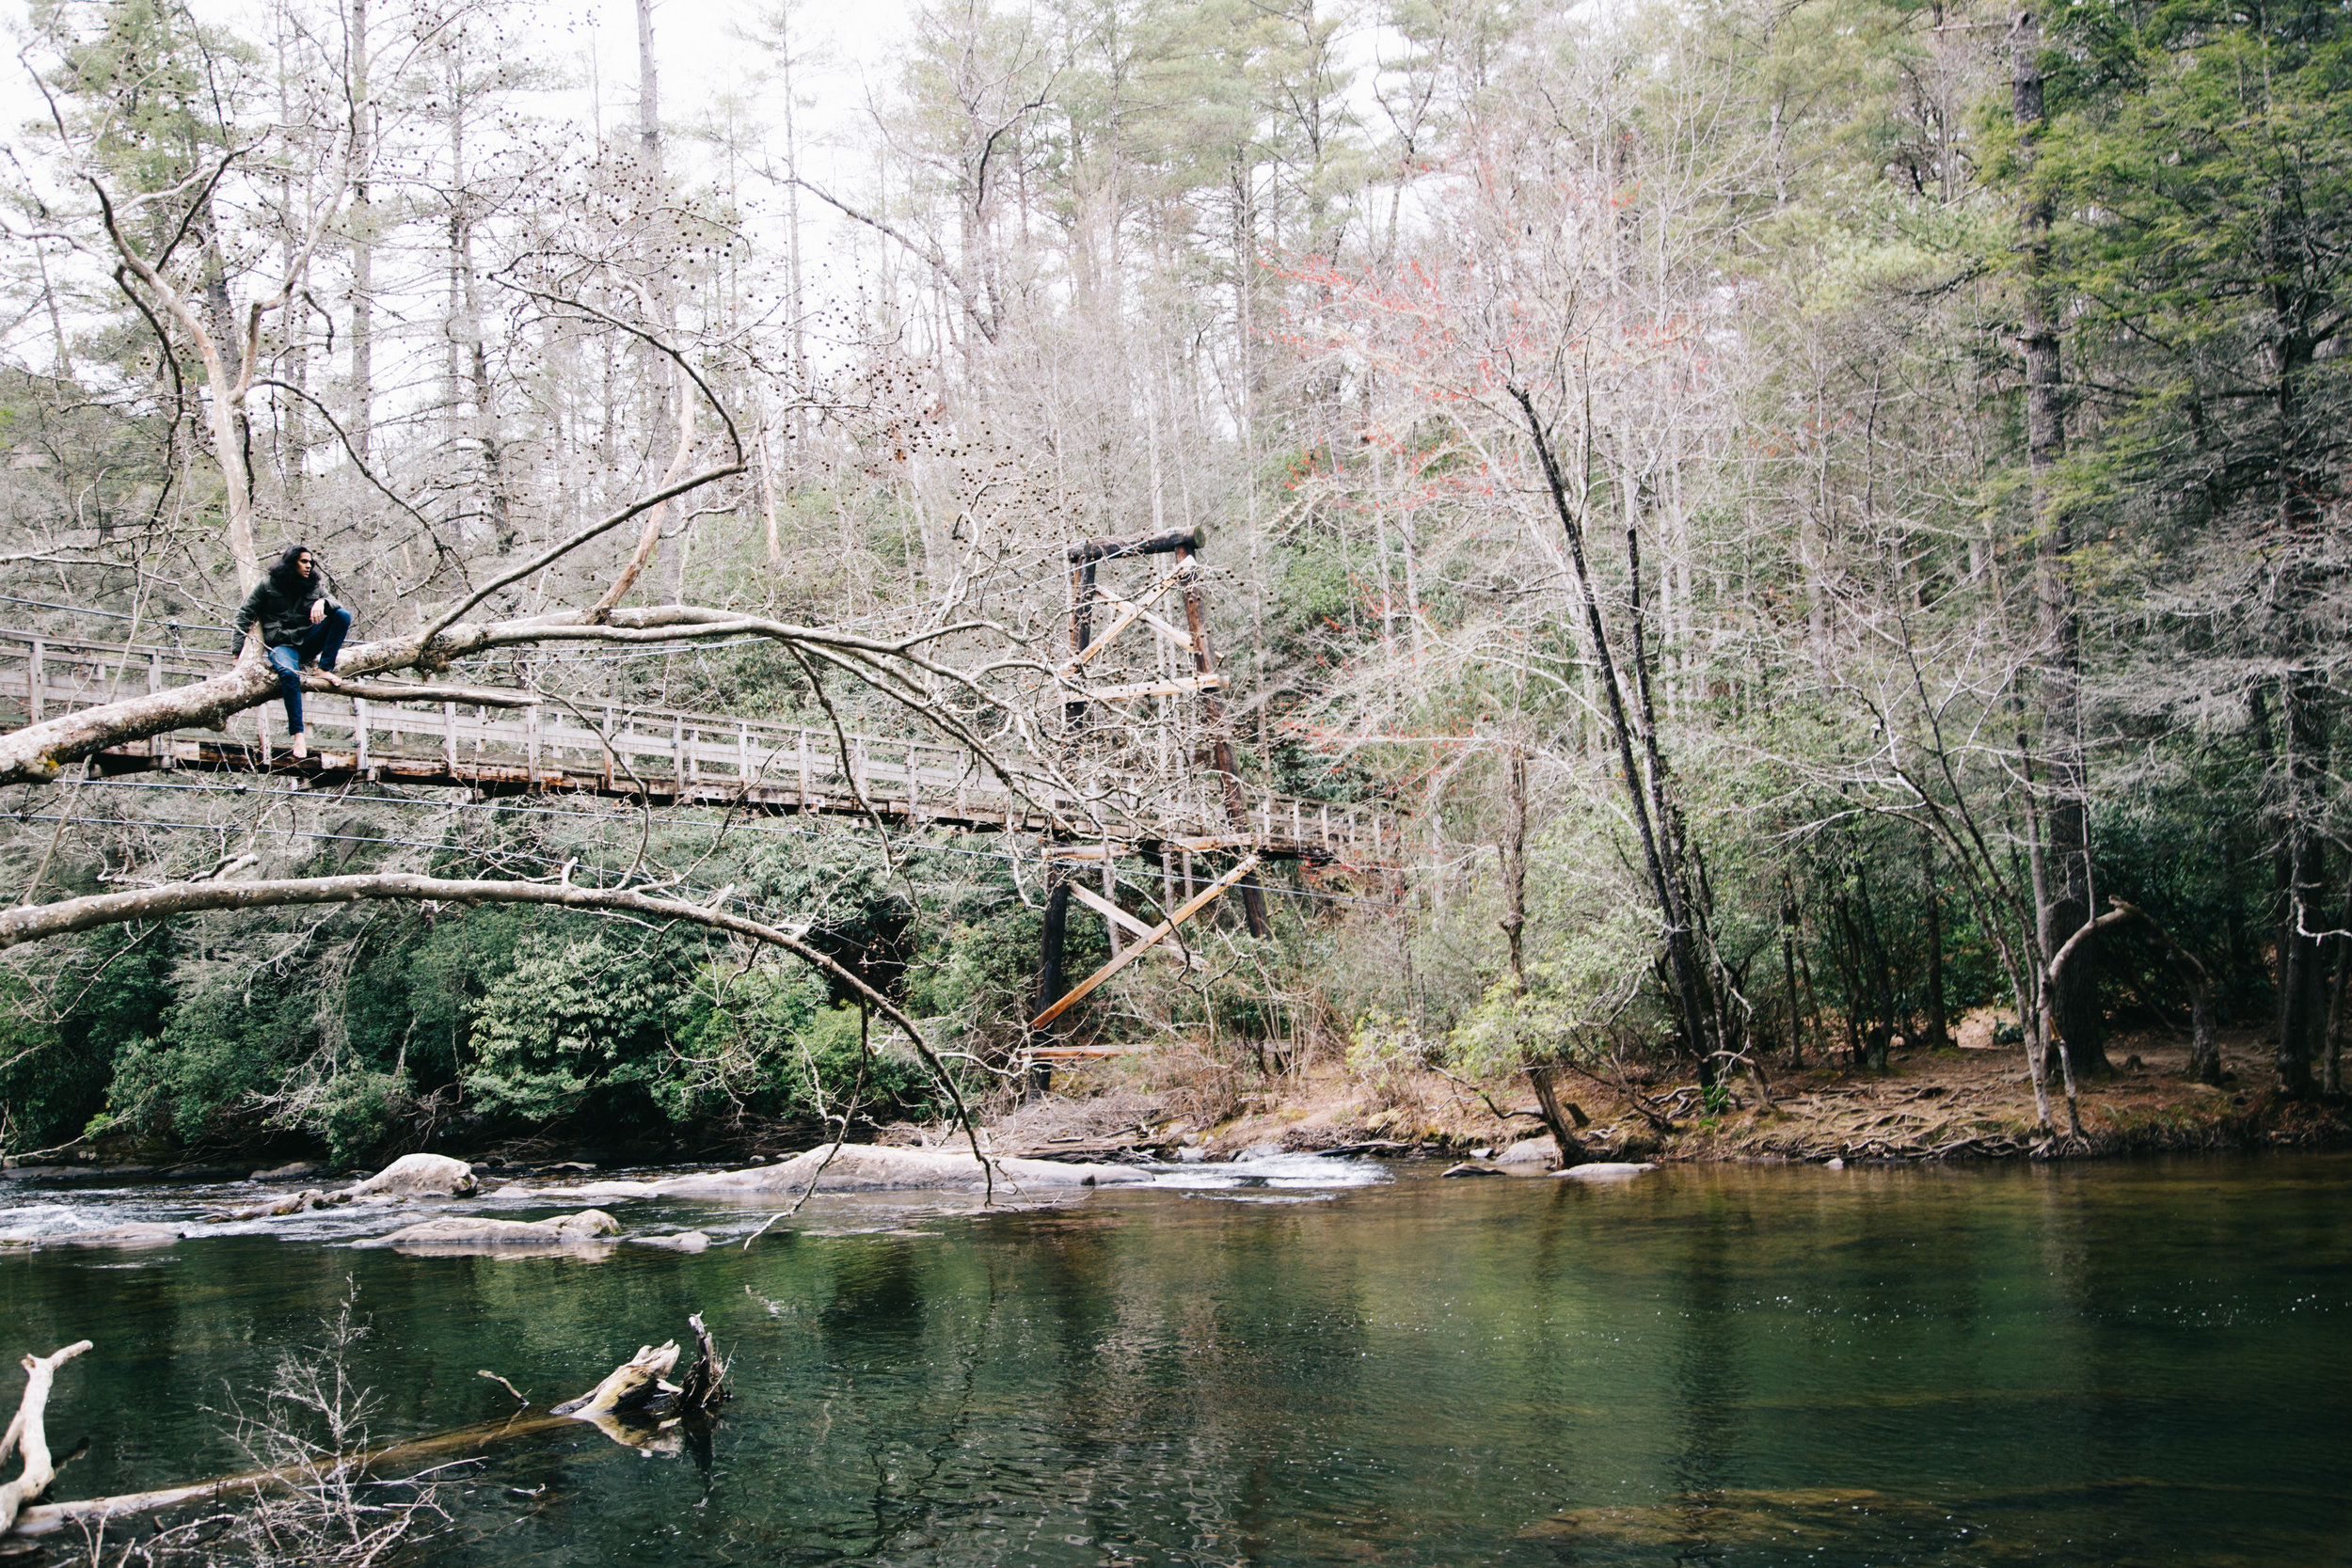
[1029,528,1272,1039]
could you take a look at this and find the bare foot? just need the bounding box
[290,732,309,760]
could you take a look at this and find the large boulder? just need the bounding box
[346,1153,477,1198]
[645,1144,1151,1196]
[371,1210,619,1247]
[1495,1138,1560,1168]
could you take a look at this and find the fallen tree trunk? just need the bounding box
[0,1340,94,1534]
[2050,897,2221,1085]
[4,1320,725,1541]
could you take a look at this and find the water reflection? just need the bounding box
[1,1155,2345,1566]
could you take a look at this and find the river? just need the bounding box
[3,1152,2346,1565]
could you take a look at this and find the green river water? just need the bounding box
[2,1152,2346,1565]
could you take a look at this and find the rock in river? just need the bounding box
[3,1222,185,1249]
[1556,1162,1657,1181]
[368,1210,620,1248]
[345,1152,477,1198]
[579,1144,1151,1199]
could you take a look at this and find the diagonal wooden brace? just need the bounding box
[1031,854,1258,1031]
[1056,557,1195,676]
[1087,587,1198,651]
[1067,882,1208,971]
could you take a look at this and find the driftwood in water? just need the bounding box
[4,1317,727,1541]
[551,1314,730,1425]
[1,1340,93,1534]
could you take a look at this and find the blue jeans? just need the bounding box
[265,607,350,734]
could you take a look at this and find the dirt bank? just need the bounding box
[985,1025,2352,1165]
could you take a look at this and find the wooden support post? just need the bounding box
[354,698,370,771]
[797,730,811,806]
[738,723,752,792]
[1102,852,1122,956]
[1173,543,1269,937]
[602,705,616,790]
[672,718,685,794]
[907,749,920,822]
[1065,560,1097,732]
[1030,855,1260,1031]
[26,639,42,722]
[1320,803,1330,850]
[147,651,161,694]
[1033,852,1073,1041]
[443,702,458,774]
[526,705,540,784]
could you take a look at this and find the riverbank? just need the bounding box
[984,1022,2352,1167]
[8,1022,2343,1181]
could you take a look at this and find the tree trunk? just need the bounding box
[1526,1063,1587,1167]
[2014,8,2106,1080]
[1920,836,1951,1045]
[2277,673,2330,1094]
[349,0,374,468]
[2320,922,2346,1098]
[1499,743,1527,991]
[1033,859,1071,1030]
[1780,871,1805,1067]
[1512,389,1718,1085]
[636,0,661,166]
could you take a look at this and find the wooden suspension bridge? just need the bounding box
[0,623,1393,864]
[0,531,1405,1037]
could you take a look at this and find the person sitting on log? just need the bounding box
[233,542,351,761]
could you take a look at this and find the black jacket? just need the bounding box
[233,568,340,656]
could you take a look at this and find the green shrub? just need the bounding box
[463,927,692,1124]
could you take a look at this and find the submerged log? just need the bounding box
[4,1317,727,1540]
[550,1341,679,1420]
[550,1315,728,1424]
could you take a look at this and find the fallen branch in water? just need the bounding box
[4,1318,727,1541]
[0,1340,93,1534]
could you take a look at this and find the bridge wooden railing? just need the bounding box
[0,627,1395,864]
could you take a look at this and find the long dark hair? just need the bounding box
[269,542,316,592]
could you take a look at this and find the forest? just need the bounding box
[0,0,2344,1168]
